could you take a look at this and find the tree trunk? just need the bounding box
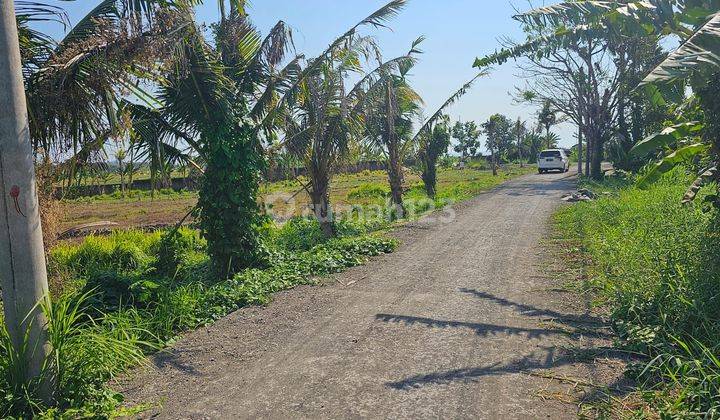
[577,125,583,175]
[0,0,53,401]
[584,130,591,177]
[387,144,405,218]
[517,129,524,168]
[491,146,497,176]
[310,171,335,238]
[546,127,551,149]
[422,163,437,199]
[591,134,603,180]
[118,161,125,196]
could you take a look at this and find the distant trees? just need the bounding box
[482,114,513,176]
[473,4,661,179]
[415,73,485,197]
[452,121,481,158]
[537,101,558,149]
[512,118,527,166]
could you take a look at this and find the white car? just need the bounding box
[537,149,570,173]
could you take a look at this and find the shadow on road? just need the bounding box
[153,348,204,377]
[375,314,571,340]
[384,345,567,390]
[501,178,577,197]
[458,288,605,327]
[378,291,628,397]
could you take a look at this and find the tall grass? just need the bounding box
[555,168,720,416]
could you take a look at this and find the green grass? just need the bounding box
[0,222,396,417]
[554,168,720,417]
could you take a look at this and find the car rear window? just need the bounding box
[540,151,561,158]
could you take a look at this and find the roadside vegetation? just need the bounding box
[555,169,720,416]
[471,1,720,416]
[1,221,396,417]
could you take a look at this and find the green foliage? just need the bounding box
[155,228,207,278]
[451,121,481,158]
[630,122,704,157]
[271,217,329,252]
[419,122,452,197]
[637,143,710,188]
[555,168,720,416]
[198,126,269,277]
[481,114,514,162]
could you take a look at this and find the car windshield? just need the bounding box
[539,151,561,158]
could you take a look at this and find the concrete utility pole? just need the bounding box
[0,0,52,397]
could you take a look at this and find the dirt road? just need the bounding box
[121,169,622,419]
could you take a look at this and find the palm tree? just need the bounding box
[16,0,183,184]
[128,0,409,275]
[417,118,451,198]
[414,72,486,197]
[537,101,557,149]
[285,40,418,237]
[364,49,424,217]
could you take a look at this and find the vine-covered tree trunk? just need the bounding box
[198,126,267,278]
[387,144,405,218]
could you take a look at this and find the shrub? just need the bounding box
[154,228,206,277]
[271,217,327,252]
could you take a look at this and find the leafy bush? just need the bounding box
[50,231,160,278]
[154,228,206,277]
[271,217,328,252]
[555,168,720,416]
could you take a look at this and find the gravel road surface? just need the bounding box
[121,169,623,419]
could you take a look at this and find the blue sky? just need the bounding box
[38,0,576,150]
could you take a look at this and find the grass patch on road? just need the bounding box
[554,168,720,417]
